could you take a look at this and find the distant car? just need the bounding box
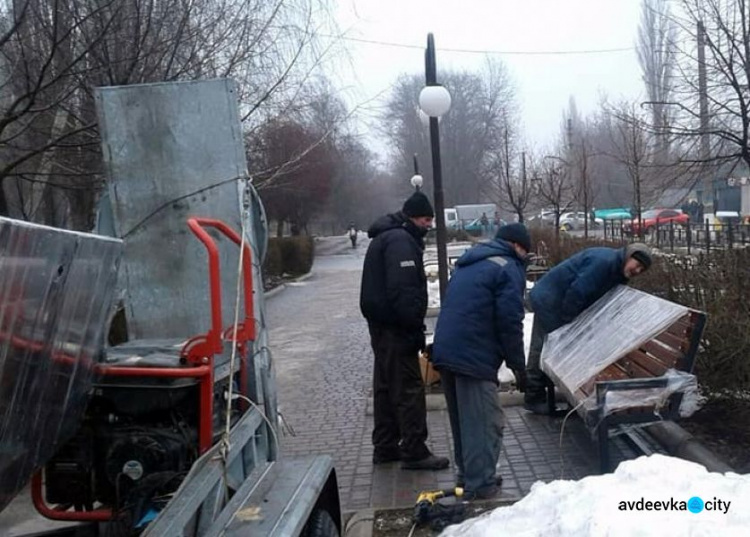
[559,211,603,231]
[527,209,558,228]
[596,208,632,221]
[463,217,488,232]
[623,208,689,235]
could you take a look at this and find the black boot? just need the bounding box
[401,454,450,470]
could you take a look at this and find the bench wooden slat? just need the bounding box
[624,350,671,377]
[620,350,664,377]
[639,340,683,367]
[653,330,685,351]
[665,322,689,339]
[578,363,629,398]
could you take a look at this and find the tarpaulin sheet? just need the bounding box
[0,217,122,512]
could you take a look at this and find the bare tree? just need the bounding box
[534,156,573,236]
[249,117,335,236]
[638,0,677,155]
[568,131,598,238]
[497,145,532,223]
[655,0,750,174]
[605,102,657,238]
[0,0,339,229]
[561,100,599,237]
[381,60,518,208]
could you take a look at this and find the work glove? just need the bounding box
[512,369,527,393]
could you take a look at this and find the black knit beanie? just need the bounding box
[402,192,435,218]
[496,223,531,252]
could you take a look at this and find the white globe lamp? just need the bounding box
[419,85,452,117]
[410,174,424,190]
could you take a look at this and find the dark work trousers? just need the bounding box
[368,323,430,461]
[525,314,552,404]
[441,370,504,494]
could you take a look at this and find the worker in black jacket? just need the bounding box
[360,191,449,470]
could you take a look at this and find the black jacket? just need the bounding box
[360,212,428,335]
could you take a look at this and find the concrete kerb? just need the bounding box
[343,509,376,537]
[645,421,734,473]
[263,271,314,299]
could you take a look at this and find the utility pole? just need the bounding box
[580,140,590,239]
[697,19,711,212]
[520,151,527,223]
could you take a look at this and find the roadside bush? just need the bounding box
[528,228,614,264]
[263,239,283,280]
[635,249,750,392]
[263,236,314,285]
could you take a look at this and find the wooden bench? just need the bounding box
[543,301,706,472]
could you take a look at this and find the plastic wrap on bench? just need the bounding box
[591,369,700,417]
[541,285,689,393]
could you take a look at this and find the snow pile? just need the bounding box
[427,279,441,308]
[498,312,534,384]
[440,455,750,537]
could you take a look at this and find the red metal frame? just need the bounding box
[182,217,256,364]
[31,217,257,522]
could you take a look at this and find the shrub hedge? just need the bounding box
[263,236,314,284]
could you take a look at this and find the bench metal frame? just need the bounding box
[548,311,706,472]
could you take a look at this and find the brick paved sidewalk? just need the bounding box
[266,254,658,514]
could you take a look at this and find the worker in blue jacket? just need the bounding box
[524,243,653,414]
[431,223,530,500]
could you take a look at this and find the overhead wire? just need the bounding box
[320,33,635,56]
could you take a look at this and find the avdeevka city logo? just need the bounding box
[618,496,730,513]
[687,496,704,514]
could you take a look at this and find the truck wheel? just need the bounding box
[302,509,339,537]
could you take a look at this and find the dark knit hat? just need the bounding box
[626,242,653,270]
[402,192,435,218]
[496,223,531,252]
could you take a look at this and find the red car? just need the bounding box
[623,208,689,235]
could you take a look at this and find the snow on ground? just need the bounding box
[498,311,534,384]
[440,454,750,537]
[427,279,441,309]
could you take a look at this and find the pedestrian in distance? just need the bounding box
[523,243,653,414]
[431,223,531,500]
[348,222,358,249]
[359,191,450,470]
[480,212,490,237]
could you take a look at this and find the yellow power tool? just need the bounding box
[413,487,466,530]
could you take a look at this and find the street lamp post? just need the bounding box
[410,154,423,191]
[420,33,451,303]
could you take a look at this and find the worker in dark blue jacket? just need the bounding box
[431,223,530,500]
[524,243,653,413]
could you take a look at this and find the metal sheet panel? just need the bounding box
[95,79,247,340]
[0,217,122,512]
[95,78,277,466]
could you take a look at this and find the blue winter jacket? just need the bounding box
[431,239,527,383]
[529,247,627,332]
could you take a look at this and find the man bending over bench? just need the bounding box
[524,243,653,415]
